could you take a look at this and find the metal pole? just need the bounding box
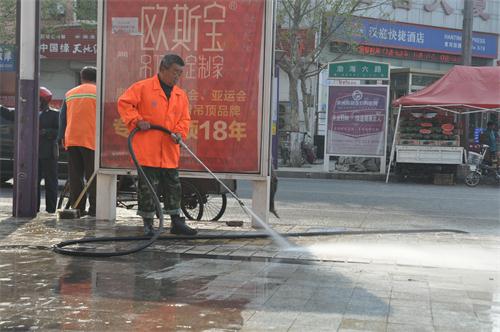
[462,0,473,66]
[385,105,402,183]
[14,0,40,217]
[462,0,473,150]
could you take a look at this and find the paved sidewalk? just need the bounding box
[0,179,499,331]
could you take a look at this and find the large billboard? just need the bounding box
[100,0,267,173]
[326,85,388,157]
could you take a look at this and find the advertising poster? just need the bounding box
[101,0,265,173]
[326,86,388,156]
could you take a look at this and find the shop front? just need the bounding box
[387,65,500,183]
[316,7,498,173]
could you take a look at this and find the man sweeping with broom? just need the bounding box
[117,54,197,236]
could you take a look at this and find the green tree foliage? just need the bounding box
[75,0,97,21]
[0,0,16,44]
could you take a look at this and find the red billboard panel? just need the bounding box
[101,0,265,173]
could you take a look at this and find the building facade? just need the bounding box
[276,0,499,167]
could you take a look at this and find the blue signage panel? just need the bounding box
[351,18,497,59]
[474,128,485,144]
[0,45,15,72]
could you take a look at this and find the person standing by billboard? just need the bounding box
[37,87,60,213]
[117,54,196,236]
[0,87,59,213]
[58,66,97,217]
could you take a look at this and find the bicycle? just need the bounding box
[465,145,500,187]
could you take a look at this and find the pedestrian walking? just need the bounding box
[58,66,97,217]
[117,54,196,236]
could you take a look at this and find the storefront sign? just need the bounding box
[328,60,389,79]
[0,45,15,72]
[348,17,497,59]
[326,86,388,156]
[423,0,490,21]
[362,0,491,21]
[40,27,97,60]
[355,44,462,64]
[101,0,265,173]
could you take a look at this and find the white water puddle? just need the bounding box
[286,240,500,271]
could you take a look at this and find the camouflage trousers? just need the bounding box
[137,166,182,218]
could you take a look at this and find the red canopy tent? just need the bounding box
[386,65,500,182]
[393,65,500,112]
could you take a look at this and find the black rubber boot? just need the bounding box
[143,218,154,236]
[170,215,197,235]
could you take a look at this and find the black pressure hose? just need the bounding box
[53,125,169,257]
[53,125,468,257]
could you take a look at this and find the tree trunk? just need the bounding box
[287,74,300,132]
[287,73,303,166]
[300,79,310,132]
[289,131,303,167]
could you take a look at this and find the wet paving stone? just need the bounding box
[1,183,500,331]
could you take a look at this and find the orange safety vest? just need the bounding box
[117,76,190,168]
[64,83,96,150]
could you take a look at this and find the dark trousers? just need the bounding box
[270,168,278,212]
[68,146,96,214]
[37,157,58,213]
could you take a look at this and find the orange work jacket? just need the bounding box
[117,75,191,168]
[64,83,96,150]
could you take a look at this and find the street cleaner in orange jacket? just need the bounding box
[117,54,197,236]
[59,66,97,217]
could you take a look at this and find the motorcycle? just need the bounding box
[465,144,500,187]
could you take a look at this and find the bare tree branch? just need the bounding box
[275,0,388,165]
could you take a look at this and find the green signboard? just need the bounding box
[328,60,389,79]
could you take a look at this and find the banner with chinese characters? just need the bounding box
[101,0,265,173]
[352,18,497,59]
[40,28,97,60]
[326,86,388,157]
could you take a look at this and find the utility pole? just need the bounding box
[14,0,40,217]
[462,0,473,150]
[462,0,473,65]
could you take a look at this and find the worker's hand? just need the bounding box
[136,120,150,131]
[171,133,182,144]
[59,139,66,150]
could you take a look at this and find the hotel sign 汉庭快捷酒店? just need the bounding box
[334,18,498,61]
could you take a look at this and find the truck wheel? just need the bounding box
[465,171,481,187]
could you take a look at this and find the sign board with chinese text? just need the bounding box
[329,79,361,86]
[40,27,97,60]
[346,17,498,59]
[352,43,463,64]
[328,60,389,80]
[98,0,272,176]
[325,85,389,157]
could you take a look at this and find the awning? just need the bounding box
[393,65,500,113]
